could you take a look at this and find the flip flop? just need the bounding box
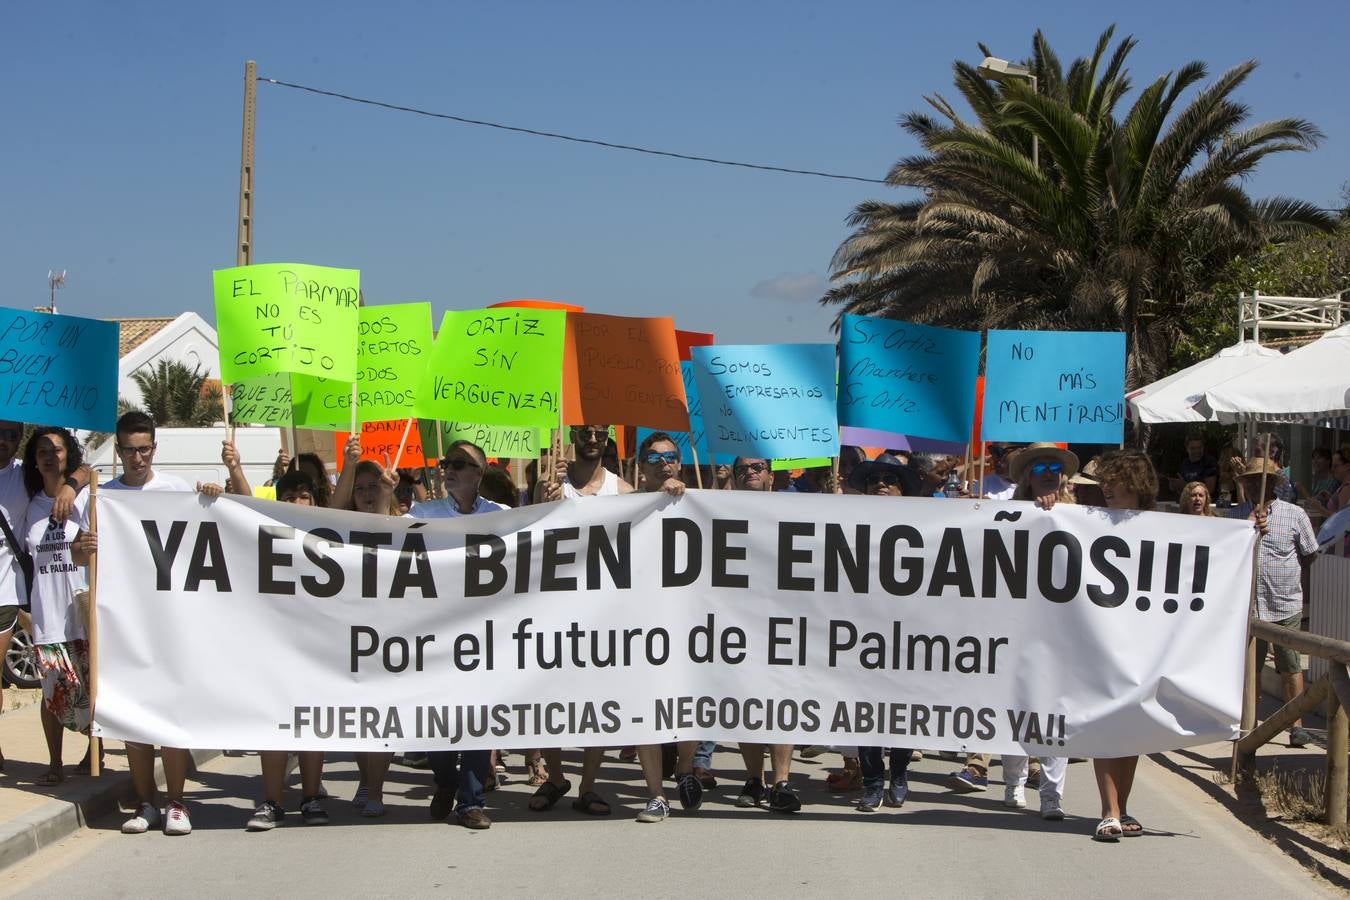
[37,769,63,787]
[571,790,611,816]
[528,779,571,812]
[1120,815,1144,836]
[1093,817,1122,842]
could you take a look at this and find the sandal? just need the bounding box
[37,768,64,787]
[619,746,637,762]
[571,790,612,816]
[528,778,571,812]
[1093,816,1123,842]
[1119,815,1143,837]
[527,755,549,787]
[826,757,863,792]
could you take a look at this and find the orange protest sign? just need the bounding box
[562,313,689,432]
[675,329,714,361]
[335,419,427,471]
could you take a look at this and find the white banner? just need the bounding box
[92,490,1255,756]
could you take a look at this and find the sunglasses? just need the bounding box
[644,450,680,465]
[866,471,900,486]
[734,462,768,476]
[440,456,482,472]
[571,427,608,442]
[1030,462,1064,476]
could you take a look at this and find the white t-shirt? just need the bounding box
[24,489,90,644]
[0,459,30,608]
[408,496,507,519]
[101,471,193,492]
[979,474,1016,500]
[562,468,622,499]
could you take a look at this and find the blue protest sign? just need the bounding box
[0,310,118,432]
[981,330,1126,442]
[691,344,838,460]
[636,362,735,466]
[837,315,979,443]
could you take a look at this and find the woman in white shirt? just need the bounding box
[21,427,97,786]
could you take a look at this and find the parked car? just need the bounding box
[2,611,40,690]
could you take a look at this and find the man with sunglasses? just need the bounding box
[529,424,631,818]
[535,424,634,503]
[102,411,223,837]
[728,457,802,814]
[977,443,1020,500]
[629,432,704,823]
[407,440,502,829]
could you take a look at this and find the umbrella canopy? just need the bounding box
[1127,341,1281,423]
[1203,324,1350,423]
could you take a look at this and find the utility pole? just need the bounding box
[236,60,256,267]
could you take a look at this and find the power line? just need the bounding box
[257,76,887,185]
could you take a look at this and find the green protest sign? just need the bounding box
[214,263,360,383]
[771,457,832,471]
[229,373,293,427]
[418,419,549,461]
[414,308,565,429]
[357,303,432,423]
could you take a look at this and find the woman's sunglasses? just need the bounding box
[1030,462,1064,476]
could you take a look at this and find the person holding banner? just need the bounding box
[21,427,99,786]
[630,432,704,823]
[246,468,332,830]
[102,412,224,836]
[407,440,501,830]
[332,436,401,817]
[1229,459,1319,751]
[0,419,86,774]
[531,424,630,818]
[730,457,801,814]
[1091,449,1159,841]
[846,453,920,812]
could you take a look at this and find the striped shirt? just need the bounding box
[1228,499,1318,621]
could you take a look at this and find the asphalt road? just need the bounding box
[0,746,1332,899]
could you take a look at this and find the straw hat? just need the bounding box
[1008,443,1080,482]
[1069,456,1101,486]
[1237,458,1286,483]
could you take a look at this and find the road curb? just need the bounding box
[0,749,220,872]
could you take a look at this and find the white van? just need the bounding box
[85,426,283,489]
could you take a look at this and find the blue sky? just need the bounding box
[4,1,1347,344]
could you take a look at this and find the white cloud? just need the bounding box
[749,272,827,303]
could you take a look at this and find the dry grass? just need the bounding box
[1254,765,1330,823]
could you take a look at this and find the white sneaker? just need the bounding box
[122,801,161,834]
[1041,799,1065,821]
[163,800,192,836]
[1003,785,1026,808]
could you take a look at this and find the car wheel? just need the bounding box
[3,620,40,690]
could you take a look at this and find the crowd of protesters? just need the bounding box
[0,414,1320,843]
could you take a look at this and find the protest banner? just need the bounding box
[336,420,427,470]
[982,330,1127,443]
[562,313,688,431]
[357,302,432,423]
[214,263,361,383]
[771,457,832,471]
[94,490,1253,755]
[414,308,566,430]
[0,309,118,432]
[837,315,980,443]
[691,344,838,460]
[418,419,549,461]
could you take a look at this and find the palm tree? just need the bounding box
[823,27,1335,385]
[129,360,223,427]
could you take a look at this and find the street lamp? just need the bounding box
[977,55,1039,169]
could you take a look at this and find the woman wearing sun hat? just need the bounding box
[1009,443,1078,509]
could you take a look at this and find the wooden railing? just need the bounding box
[1235,620,1350,825]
